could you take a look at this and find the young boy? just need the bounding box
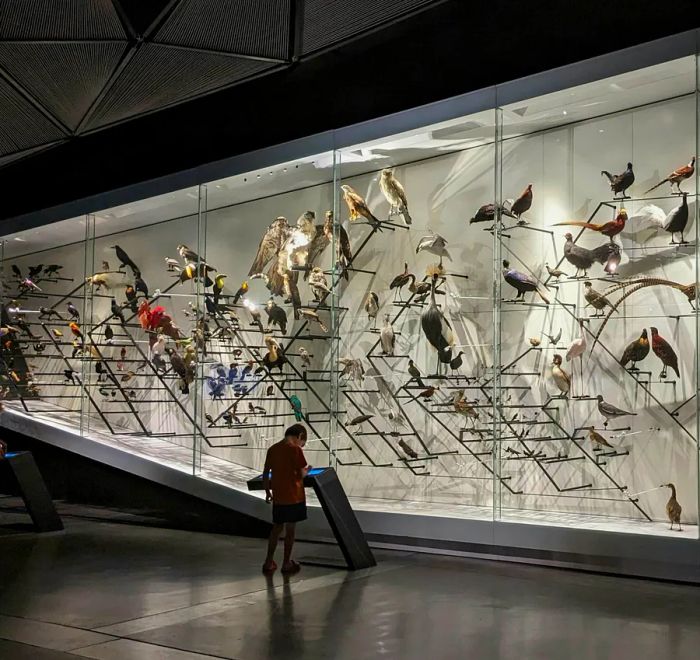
[262,423,311,574]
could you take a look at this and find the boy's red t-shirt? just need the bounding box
[264,440,307,505]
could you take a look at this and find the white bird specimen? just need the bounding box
[380,314,395,356]
[415,232,451,262]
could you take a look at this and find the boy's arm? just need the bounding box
[262,452,272,502]
[298,448,311,477]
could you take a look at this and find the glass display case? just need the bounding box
[1,46,698,548]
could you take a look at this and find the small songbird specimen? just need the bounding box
[124,284,138,313]
[563,233,620,278]
[453,389,478,421]
[588,426,613,450]
[104,325,114,345]
[380,314,395,356]
[43,264,63,276]
[66,302,80,320]
[645,157,695,195]
[290,395,304,421]
[545,262,568,279]
[469,203,515,225]
[662,193,689,244]
[619,329,649,370]
[502,260,549,304]
[553,208,627,238]
[38,306,62,320]
[449,351,464,372]
[380,168,412,225]
[650,327,680,379]
[509,184,533,224]
[365,291,379,324]
[529,337,541,347]
[394,439,416,460]
[308,267,332,301]
[389,263,412,300]
[299,347,311,368]
[415,233,451,263]
[347,414,373,428]
[111,298,126,323]
[341,184,381,230]
[417,385,438,400]
[662,483,682,531]
[299,308,328,332]
[545,328,562,345]
[134,276,149,298]
[601,162,634,199]
[111,245,140,275]
[69,321,83,343]
[101,260,110,271]
[551,354,570,397]
[583,281,613,317]
[421,274,454,365]
[407,359,424,387]
[265,299,288,335]
[164,257,180,271]
[597,395,636,427]
[19,278,41,292]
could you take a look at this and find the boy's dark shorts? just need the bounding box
[272,501,307,524]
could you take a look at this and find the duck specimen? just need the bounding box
[415,233,451,262]
[389,263,412,300]
[619,329,649,370]
[380,314,395,356]
[502,260,549,304]
[650,327,679,379]
[509,184,533,224]
[380,169,412,225]
[365,291,379,325]
[553,208,627,238]
[421,274,454,366]
[563,233,620,278]
[596,395,636,427]
[398,439,418,459]
[341,184,382,230]
[662,483,682,531]
[645,157,695,195]
[588,426,614,450]
[407,359,425,387]
[550,354,570,397]
[584,281,614,317]
[545,263,568,279]
[601,162,634,199]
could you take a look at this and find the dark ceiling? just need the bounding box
[0,0,698,223]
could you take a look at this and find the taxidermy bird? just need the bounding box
[619,329,649,370]
[563,233,620,278]
[380,168,412,224]
[407,359,424,387]
[43,264,62,276]
[265,299,288,335]
[323,210,353,279]
[134,275,149,298]
[553,208,627,238]
[19,278,41,292]
[231,280,248,304]
[341,184,381,230]
[10,264,22,280]
[645,157,695,195]
[365,291,379,324]
[659,193,689,244]
[421,274,454,365]
[282,273,301,319]
[469,203,515,225]
[584,281,614,316]
[601,162,634,199]
[339,357,365,384]
[407,274,437,301]
[308,267,332,301]
[243,299,264,333]
[415,233,451,262]
[566,320,587,363]
[417,385,438,400]
[38,306,62,320]
[299,308,328,332]
[597,395,636,427]
[380,314,395,356]
[662,483,682,531]
[111,298,126,323]
[261,335,286,374]
[398,439,418,459]
[551,354,570,397]
[111,245,140,275]
[66,302,80,321]
[177,244,207,265]
[124,285,138,313]
[502,260,549,304]
[509,184,533,224]
[211,273,226,305]
[588,426,613,450]
[178,262,214,288]
[389,262,412,300]
[449,351,464,373]
[85,273,109,290]
[290,395,303,422]
[545,263,567,279]
[164,257,180,271]
[347,414,373,428]
[69,321,83,343]
[529,337,541,347]
[650,327,679,379]
[167,348,190,394]
[453,389,478,421]
[299,347,311,368]
[248,216,291,277]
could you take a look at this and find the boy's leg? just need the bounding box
[282,522,296,566]
[265,523,284,566]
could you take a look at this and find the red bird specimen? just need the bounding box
[69,322,83,345]
[138,300,182,346]
[650,327,680,379]
[553,208,627,238]
[509,184,533,224]
[645,157,695,195]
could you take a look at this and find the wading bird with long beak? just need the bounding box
[421,274,453,370]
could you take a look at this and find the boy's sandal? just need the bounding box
[281,560,301,574]
[262,560,277,574]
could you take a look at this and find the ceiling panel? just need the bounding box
[302,0,438,54]
[0,78,68,156]
[0,140,65,169]
[83,43,275,131]
[0,41,128,131]
[0,0,125,39]
[155,0,290,60]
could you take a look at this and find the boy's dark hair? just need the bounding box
[284,423,306,439]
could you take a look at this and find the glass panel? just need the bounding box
[336,110,498,519]
[496,54,698,537]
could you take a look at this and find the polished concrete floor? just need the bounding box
[1,505,700,659]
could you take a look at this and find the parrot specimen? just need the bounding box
[553,208,627,238]
[380,168,412,225]
[341,184,382,230]
[601,162,634,199]
[290,395,303,421]
[502,260,549,304]
[619,329,649,370]
[650,327,680,379]
[645,157,695,195]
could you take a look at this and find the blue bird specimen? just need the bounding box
[227,364,238,384]
[207,376,227,401]
[290,395,304,422]
[502,260,549,304]
[213,362,227,379]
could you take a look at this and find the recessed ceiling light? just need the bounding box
[562,110,568,116]
[599,129,604,133]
